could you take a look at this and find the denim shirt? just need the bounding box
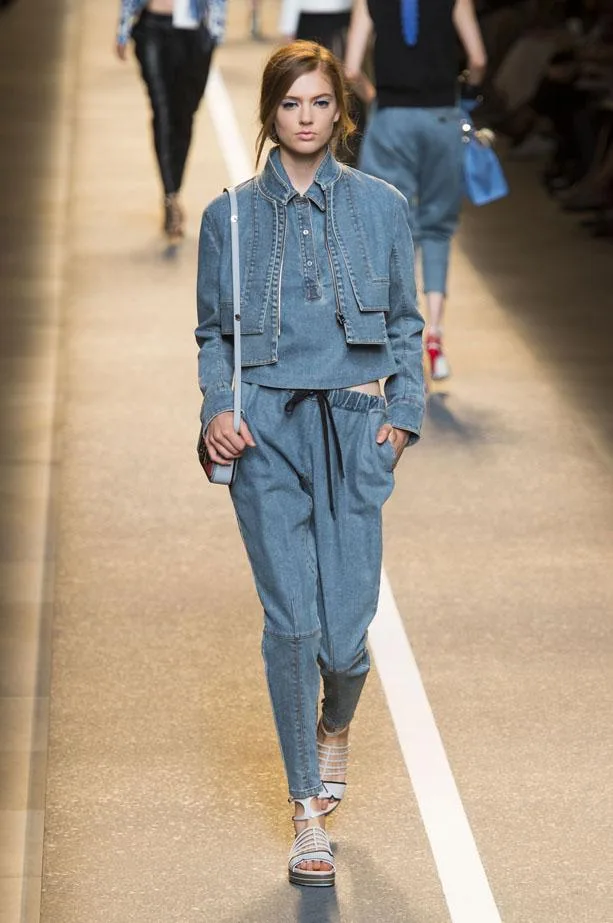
[242,160,398,391]
[196,148,425,436]
[116,0,227,45]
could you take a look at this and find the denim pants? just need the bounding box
[132,11,214,195]
[230,384,395,799]
[359,106,464,295]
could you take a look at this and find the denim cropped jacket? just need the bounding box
[196,149,426,436]
[116,0,227,45]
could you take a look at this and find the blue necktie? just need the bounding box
[401,0,419,46]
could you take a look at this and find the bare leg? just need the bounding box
[425,292,451,380]
[425,291,445,334]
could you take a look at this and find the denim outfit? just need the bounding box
[242,163,396,391]
[359,0,464,296]
[359,106,464,295]
[196,148,425,433]
[196,149,425,798]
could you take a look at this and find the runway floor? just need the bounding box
[1,2,612,922]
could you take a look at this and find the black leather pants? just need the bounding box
[132,11,214,196]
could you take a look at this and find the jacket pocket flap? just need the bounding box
[354,279,390,312]
[220,300,266,336]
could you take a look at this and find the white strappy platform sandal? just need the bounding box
[288,797,336,888]
[317,719,350,816]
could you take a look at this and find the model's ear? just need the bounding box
[333,111,340,123]
[270,124,279,142]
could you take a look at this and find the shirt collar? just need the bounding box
[258,146,342,210]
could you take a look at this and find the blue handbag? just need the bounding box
[460,99,509,207]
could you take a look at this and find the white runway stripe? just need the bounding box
[207,67,502,923]
[205,68,254,185]
[371,571,502,922]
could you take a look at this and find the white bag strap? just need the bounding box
[226,186,242,434]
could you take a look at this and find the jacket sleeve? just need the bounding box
[204,0,227,42]
[116,0,140,45]
[195,207,235,430]
[384,193,426,443]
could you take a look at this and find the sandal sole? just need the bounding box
[288,871,335,888]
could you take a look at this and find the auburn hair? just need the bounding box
[256,41,356,166]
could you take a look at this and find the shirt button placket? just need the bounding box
[299,200,318,300]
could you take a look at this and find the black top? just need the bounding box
[367,0,459,108]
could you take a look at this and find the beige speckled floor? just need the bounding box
[0,0,78,920]
[1,1,612,922]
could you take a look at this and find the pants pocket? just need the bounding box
[377,435,397,472]
[368,410,396,473]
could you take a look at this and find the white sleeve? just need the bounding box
[278,0,301,37]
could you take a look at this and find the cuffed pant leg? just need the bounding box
[418,109,464,295]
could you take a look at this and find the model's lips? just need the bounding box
[297,132,315,139]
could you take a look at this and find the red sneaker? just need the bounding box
[425,332,451,381]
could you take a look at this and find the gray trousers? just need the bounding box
[359,105,464,296]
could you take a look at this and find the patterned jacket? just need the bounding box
[117,0,227,45]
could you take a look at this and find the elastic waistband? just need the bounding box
[246,383,386,414]
[316,388,385,413]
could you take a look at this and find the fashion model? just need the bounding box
[279,0,354,54]
[346,0,487,379]
[116,0,226,243]
[195,41,425,887]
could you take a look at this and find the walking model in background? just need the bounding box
[116,0,227,244]
[196,41,425,887]
[279,0,353,53]
[278,0,366,164]
[346,0,487,380]
[250,0,263,39]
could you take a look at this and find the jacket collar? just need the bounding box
[258,146,342,210]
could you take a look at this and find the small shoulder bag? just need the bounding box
[196,186,242,486]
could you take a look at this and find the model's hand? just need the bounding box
[466,57,487,86]
[376,424,408,467]
[205,412,256,464]
[346,71,377,105]
[115,42,128,61]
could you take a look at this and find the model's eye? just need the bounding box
[281,100,298,110]
[314,99,331,108]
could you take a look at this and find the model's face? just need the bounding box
[274,68,340,157]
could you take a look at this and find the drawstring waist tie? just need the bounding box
[284,390,345,519]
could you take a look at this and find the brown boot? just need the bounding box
[163,193,184,243]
